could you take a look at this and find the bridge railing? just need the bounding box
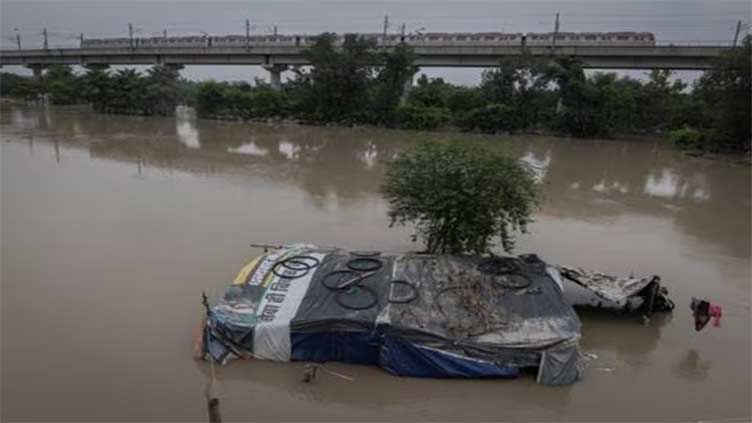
[656,40,735,47]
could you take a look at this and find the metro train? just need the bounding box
[80,32,656,49]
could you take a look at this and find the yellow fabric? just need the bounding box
[233,256,262,285]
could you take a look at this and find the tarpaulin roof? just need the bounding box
[203,245,582,385]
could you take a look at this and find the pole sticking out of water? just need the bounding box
[202,292,222,423]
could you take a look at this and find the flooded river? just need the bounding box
[2,103,750,421]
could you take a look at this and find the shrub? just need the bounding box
[454,104,519,133]
[382,141,538,254]
[195,81,227,117]
[668,128,704,149]
[252,86,286,118]
[395,105,450,130]
[446,86,484,114]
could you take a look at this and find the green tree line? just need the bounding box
[1,34,749,151]
[190,33,751,152]
[1,64,184,116]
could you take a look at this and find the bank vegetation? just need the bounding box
[1,34,749,153]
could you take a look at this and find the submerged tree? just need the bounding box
[44,65,80,105]
[296,33,377,122]
[692,35,752,151]
[0,72,41,100]
[143,65,182,116]
[382,142,538,255]
[480,55,553,130]
[370,42,418,122]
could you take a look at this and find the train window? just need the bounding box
[457,36,466,41]
[555,35,565,40]
[471,36,480,41]
[586,35,596,40]
[484,35,495,40]
[617,35,628,40]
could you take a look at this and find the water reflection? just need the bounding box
[1,103,750,261]
[644,168,710,201]
[672,349,711,381]
[278,140,300,160]
[227,139,269,157]
[176,106,200,149]
[520,150,551,183]
[579,310,673,368]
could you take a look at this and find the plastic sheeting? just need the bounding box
[204,245,582,385]
[554,265,674,313]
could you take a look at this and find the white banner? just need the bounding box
[253,252,326,361]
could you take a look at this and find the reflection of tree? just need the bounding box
[3,103,749,261]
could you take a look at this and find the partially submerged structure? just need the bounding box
[553,266,675,315]
[200,245,583,386]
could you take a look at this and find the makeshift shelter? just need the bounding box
[201,245,582,386]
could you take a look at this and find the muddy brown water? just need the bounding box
[1,104,750,422]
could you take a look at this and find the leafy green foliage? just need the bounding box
[143,65,182,116]
[455,104,518,133]
[1,32,747,152]
[692,35,751,151]
[194,80,287,119]
[79,65,182,116]
[480,55,553,130]
[295,33,377,123]
[408,75,454,108]
[394,105,450,130]
[371,43,418,123]
[669,128,704,149]
[44,65,81,104]
[0,72,41,100]
[382,142,538,255]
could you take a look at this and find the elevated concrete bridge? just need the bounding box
[0,44,730,88]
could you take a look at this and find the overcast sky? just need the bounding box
[1,0,749,84]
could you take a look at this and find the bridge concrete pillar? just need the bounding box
[262,64,288,90]
[400,70,418,103]
[26,64,46,81]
